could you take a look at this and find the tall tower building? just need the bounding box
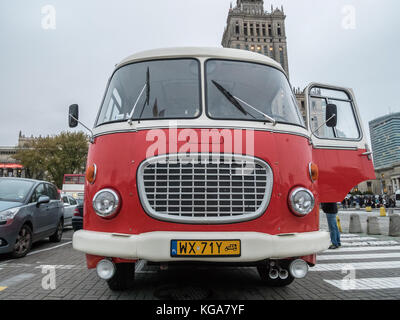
[369,112,400,170]
[221,0,290,76]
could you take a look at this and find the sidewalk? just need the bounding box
[320,209,400,241]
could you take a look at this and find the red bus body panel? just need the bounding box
[313,148,375,203]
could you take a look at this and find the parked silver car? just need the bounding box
[0,177,64,258]
[61,194,78,228]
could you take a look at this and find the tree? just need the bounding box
[15,131,89,189]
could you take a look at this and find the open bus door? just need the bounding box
[305,83,375,203]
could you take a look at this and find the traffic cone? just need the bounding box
[336,215,343,233]
[380,206,386,217]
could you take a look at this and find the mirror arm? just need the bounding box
[69,114,94,144]
[311,114,336,136]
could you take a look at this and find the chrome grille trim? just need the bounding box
[137,154,273,224]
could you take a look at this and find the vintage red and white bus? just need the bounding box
[70,47,375,290]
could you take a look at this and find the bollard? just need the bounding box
[367,216,381,235]
[366,206,372,213]
[336,215,343,233]
[389,215,400,237]
[388,209,394,216]
[356,203,360,210]
[380,206,387,217]
[349,214,362,233]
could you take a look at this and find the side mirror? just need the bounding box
[326,104,337,128]
[37,195,50,207]
[69,104,79,128]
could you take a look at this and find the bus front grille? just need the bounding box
[137,154,273,224]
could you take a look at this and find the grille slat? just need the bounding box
[137,154,273,224]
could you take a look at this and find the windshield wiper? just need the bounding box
[128,67,150,125]
[211,80,276,126]
[212,81,251,117]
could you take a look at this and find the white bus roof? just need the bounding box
[117,47,285,74]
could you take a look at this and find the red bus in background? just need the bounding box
[62,174,85,200]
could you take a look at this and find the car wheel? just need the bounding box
[49,220,63,242]
[12,225,33,258]
[257,265,295,287]
[107,263,136,291]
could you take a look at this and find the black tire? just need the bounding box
[12,224,33,258]
[107,263,136,291]
[257,265,295,287]
[49,220,63,242]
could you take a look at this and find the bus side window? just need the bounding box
[309,87,360,140]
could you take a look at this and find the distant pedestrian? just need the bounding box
[321,203,341,249]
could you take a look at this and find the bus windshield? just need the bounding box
[206,59,304,126]
[96,59,201,126]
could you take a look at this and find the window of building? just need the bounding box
[277,23,282,36]
[236,44,241,49]
[262,24,266,36]
[250,24,254,36]
[244,23,248,36]
[268,24,272,36]
[256,24,260,36]
[245,44,249,50]
[279,46,284,67]
[235,22,240,35]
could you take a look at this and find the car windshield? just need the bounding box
[96,59,201,126]
[206,59,304,126]
[0,179,35,203]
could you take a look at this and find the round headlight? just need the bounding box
[92,188,120,219]
[288,187,315,217]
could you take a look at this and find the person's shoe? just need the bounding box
[329,245,339,250]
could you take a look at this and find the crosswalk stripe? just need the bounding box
[320,245,400,253]
[311,261,400,272]
[341,237,378,241]
[317,252,400,261]
[341,241,399,247]
[324,277,400,291]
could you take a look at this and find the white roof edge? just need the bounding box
[117,47,285,74]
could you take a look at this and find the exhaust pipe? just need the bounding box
[269,268,279,280]
[278,268,289,280]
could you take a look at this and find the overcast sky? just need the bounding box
[1,0,399,146]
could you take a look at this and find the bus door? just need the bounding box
[305,83,375,203]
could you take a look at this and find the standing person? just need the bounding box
[321,203,341,249]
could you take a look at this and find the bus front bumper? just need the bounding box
[73,230,330,263]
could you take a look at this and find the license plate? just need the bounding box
[171,240,241,257]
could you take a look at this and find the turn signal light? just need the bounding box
[309,163,319,182]
[86,164,97,184]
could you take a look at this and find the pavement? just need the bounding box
[0,210,400,300]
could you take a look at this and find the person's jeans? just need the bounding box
[326,213,341,246]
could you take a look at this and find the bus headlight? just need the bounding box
[92,189,121,219]
[288,187,315,217]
